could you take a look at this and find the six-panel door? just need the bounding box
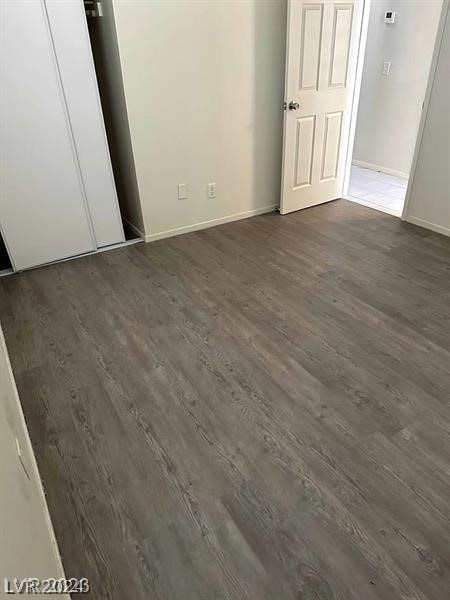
[281,0,364,214]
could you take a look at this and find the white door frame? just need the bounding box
[342,0,449,221]
[341,0,371,199]
[402,0,449,220]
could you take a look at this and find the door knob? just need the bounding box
[288,101,300,111]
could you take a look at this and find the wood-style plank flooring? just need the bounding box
[1,200,449,600]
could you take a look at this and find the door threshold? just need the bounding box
[343,195,402,218]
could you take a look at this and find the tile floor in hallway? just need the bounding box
[348,164,408,215]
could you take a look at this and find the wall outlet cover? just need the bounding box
[207,183,216,199]
[178,183,188,200]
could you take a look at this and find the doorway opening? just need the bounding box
[344,0,443,218]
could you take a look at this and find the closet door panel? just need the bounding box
[45,0,125,248]
[0,0,95,271]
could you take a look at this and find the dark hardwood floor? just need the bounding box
[1,200,449,600]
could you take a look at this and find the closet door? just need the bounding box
[45,0,125,248]
[0,0,95,271]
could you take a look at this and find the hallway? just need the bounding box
[348,165,407,216]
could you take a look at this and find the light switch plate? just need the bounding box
[382,61,391,76]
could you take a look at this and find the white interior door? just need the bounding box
[0,0,96,271]
[280,0,364,214]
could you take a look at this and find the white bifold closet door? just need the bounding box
[0,0,124,271]
[45,0,124,250]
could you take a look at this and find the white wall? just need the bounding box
[0,327,67,599]
[404,1,450,236]
[112,0,287,240]
[353,0,442,176]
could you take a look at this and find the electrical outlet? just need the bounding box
[207,183,216,199]
[178,183,188,200]
[381,61,391,76]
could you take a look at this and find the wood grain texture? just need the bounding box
[0,200,449,600]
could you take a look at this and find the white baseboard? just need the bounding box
[145,204,277,243]
[352,159,409,180]
[122,217,145,239]
[344,196,402,218]
[404,215,450,237]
